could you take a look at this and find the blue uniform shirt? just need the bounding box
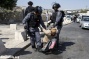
[22,13,46,29]
[51,11,62,27]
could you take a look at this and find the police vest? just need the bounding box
[51,12,57,23]
[51,11,65,26]
[28,13,40,27]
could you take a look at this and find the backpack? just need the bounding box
[41,38,57,52]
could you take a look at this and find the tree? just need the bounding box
[80,9,88,13]
[0,0,17,10]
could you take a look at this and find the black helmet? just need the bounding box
[28,1,33,5]
[52,3,61,9]
[34,6,42,14]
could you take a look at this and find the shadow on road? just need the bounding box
[12,42,75,56]
[43,42,75,55]
[0,38,9,39]
[15,50,32,56]
[82,28,89,30]
[0,38,9,44]
[1,48,32,57]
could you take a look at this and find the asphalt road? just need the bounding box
[15,23,89,59]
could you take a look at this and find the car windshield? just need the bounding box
[67,16,71,18]
[83,17,89,21]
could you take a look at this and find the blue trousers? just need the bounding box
[56,26,62,43]
[28,27,41,47]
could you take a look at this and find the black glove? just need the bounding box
[24,24,27,29]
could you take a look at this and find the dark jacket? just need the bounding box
[22,13,46,29]
[25,6,34,16]
[51,11,63,27]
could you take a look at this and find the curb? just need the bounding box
[13,40,31,56]
[0,39,31,59]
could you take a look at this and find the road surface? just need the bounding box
[15,23,89,59]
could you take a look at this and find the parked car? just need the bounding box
[65,15,72,21]
[80,16,89,29]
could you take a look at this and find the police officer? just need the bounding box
[25,1,34,16]
[23,6,46,51]
[24,1,34,38]
[49,3,64,48]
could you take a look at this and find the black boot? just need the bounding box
[54,42,59,50]
[37,45,42,52]
[32,45,36,49]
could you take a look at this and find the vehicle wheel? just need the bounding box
[80,25,84,29]
[79,25,81,27]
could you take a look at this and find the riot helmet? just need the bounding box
[28,1,33,6]
[34,6,42,14]
[52,3,61,9]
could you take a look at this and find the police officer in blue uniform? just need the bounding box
[25,1,34,16]
[49,3,64,48]
[24,1,34,37]
[23,6,46,51]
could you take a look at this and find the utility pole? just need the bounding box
[86,5,88,10]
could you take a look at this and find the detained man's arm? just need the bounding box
[42,28,51,35]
